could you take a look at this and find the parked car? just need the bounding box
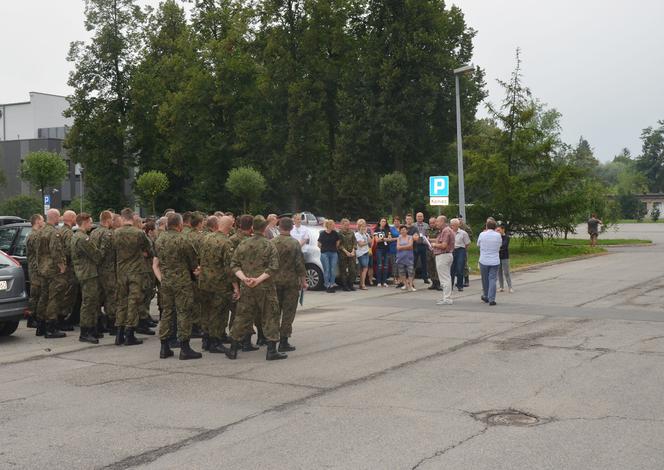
[278,211,320,226]
[0,222,31,288]
[0,216,27,227]
[302,225,325,290]
[0,250,28,336]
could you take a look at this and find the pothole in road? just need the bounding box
[472,409,549,427]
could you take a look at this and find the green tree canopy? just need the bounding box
[637,120,664,192]
[20,151,69,198]
[225,167,266,213]
[379,171,408,216]
[136,170,169,216]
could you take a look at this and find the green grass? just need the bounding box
[550,238,651,246]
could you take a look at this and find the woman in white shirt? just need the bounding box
[476,219,502,305]
[355,219,371,290]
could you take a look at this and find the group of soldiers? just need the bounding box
[26,207,307,361]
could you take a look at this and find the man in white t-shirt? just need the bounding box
[290,213,310,248]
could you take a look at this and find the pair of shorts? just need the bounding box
[396,262,414,278]
[357,253,369,268]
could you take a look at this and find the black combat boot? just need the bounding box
[278,336,296,352]
[190,325,204,339]
[225,339,239,360]
[242,333,259,351]
[26,316,38,328]
[208,338,229,354]
[201,334,210,351]
[179,340,202,360]
[256,327,267,346]
[342,282,350,292]
[35,320,46,337]
[147,318,158,328]
[115,326,125,345]
[44,322,66,339]
[79,327,99,344]
[124,328,143,346]
[57,320,74,331]
[348,281,356,291]
[136,319,155,335]
[464,276,470,287]
[168,337,181,349]
[266,341,287,361]
[220,332,231,344]
[160,339,174,359]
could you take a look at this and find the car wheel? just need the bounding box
[306,264,324,291]
[0,321,19,336]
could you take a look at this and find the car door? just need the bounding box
[10,227,31,282]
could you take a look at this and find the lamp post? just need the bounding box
[454,64,474,223]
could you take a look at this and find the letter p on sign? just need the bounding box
[429,176,449,197]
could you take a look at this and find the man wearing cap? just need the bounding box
[226,215,286,361]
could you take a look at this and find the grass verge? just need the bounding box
[550,238,651,246]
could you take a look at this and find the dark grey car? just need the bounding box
[0,250,28,336]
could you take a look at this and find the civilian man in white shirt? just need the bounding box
[290,213,310,248]
[477,219,502,305]
[450,218,470,292]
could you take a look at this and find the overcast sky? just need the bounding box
[2,0,663,161]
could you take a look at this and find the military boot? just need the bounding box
[26,316,38,328]
[278,337,296,352]
[242,333,259,351]
[35,320,46,337]
[57,319,74,331]
[44,322,66,339]
[179,340,202,360]
[201,334,210,351]
[79,327,99,344]
[115,326,125,345]
[124,328,143,346]
[225,339,239,360]
[159,339,174,359]
[208,338,229,354]
[348,281,356,292]
[256,327,267,346]
[266,341,287,361]
[168,337,181,349]
[136,319,155,335]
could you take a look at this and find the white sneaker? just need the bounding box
[401,285,407,290]
[410,287,417,292]
[436,299,453,305]
[509,288,514,293]
[498,288,504,292]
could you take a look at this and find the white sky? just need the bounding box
[2,0,663,161]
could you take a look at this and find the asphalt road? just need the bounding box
[1,224,663,469]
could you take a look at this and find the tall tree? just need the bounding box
[65,0,146,213]
[637,120,664,192]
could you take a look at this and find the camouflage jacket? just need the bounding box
[60,224,74,267]
[154,229,198,287]
[26,229,40,279]
[37,223,66,277]
[231,233,279,289]
[228,230,250,251]
[90,226,116,274]
[114,224,152,276]
[198,232,233,293]
[338,229,357,253]
[271,234,306,288]
[186,229,206,260]
[71,230,102,281]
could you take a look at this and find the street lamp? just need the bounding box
[454,64,474,222]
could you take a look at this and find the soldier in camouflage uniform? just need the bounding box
[26,214,44,330]
[186,212,206,338]
[71,213,102,344]
[114,208,152,346]
[337,218,357,291]
[138,220,157,335]
[153,212,202,360]
[36,209,66,338]
[90,211,117,333]
[198,216,238,353]
[271,217,307,352]
[51,210,77,330]
[226,215,286,361]
[227,214,254,344]
[426,217,442,291]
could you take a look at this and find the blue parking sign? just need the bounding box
[44,195,51,205]
[429,176,449,197]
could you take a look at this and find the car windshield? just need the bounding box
[0,228,18,252]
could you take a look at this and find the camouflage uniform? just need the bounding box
[427,226,440,284]
[36,223,66,322]
[337,229,357,288]
[114,225,152,328]
[227,231,250,327]
[271,234,306,338]
[71,230,102,328]
[154,229,198,341]
[141,236,157,321]
[198,231,233,340]
[229,233,280,342]
[90,226,117,325]
[55,224,78,319]
[26,230,42,318]
[186,229,206,328]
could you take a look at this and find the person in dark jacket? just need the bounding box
[497,223,513,293]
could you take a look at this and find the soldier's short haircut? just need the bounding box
[99,210,113,224]
[191,212,204,228]
[214,211,224,218]
[167,212,183,229]
[143,220,156,234]
[279,217,293,231]
[224,211,234,217]
[30,214,43,226]
[238,214,253,230]
[341,218,350,224]
[76,212,91,226]
[120,208,134,221]
[182,211,192,224]
[207,216,219,230]
[253,215,268,232]
[163,208,175,216]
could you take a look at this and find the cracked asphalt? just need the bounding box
[1,224,663,469]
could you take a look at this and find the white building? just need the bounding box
[0,92,71,141]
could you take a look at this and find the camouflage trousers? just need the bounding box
[142,274,156,320]
[39,272,64,322]
[199,289,232,339]
[28,274,42,319]
[276,284,300,338]
[79,278,100,328]
[230,285,280,342]
[115,273,148,328]
[192,284,203,328]
[51,268,77,319]
[159,280,194,342]
[427,250,439,282]
[98,271,117,324]
[338,254,356,286]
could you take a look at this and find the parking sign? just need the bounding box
[44,195,51,205]
[429,176,449,197]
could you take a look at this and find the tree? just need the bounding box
[379,171,408,216]
[20,151,69,202]
[136,170,169,215]
[0,196,43,219]
[637,120,664,192]
[66,0,146,214]
[225,167,266,213]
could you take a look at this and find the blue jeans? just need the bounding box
[451,248,466,289]
[480,263,499,302]
[414,244,429,280]
[375,250,389,284]
[320,251,338,288]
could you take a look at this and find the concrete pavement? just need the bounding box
[1,224,663,469]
